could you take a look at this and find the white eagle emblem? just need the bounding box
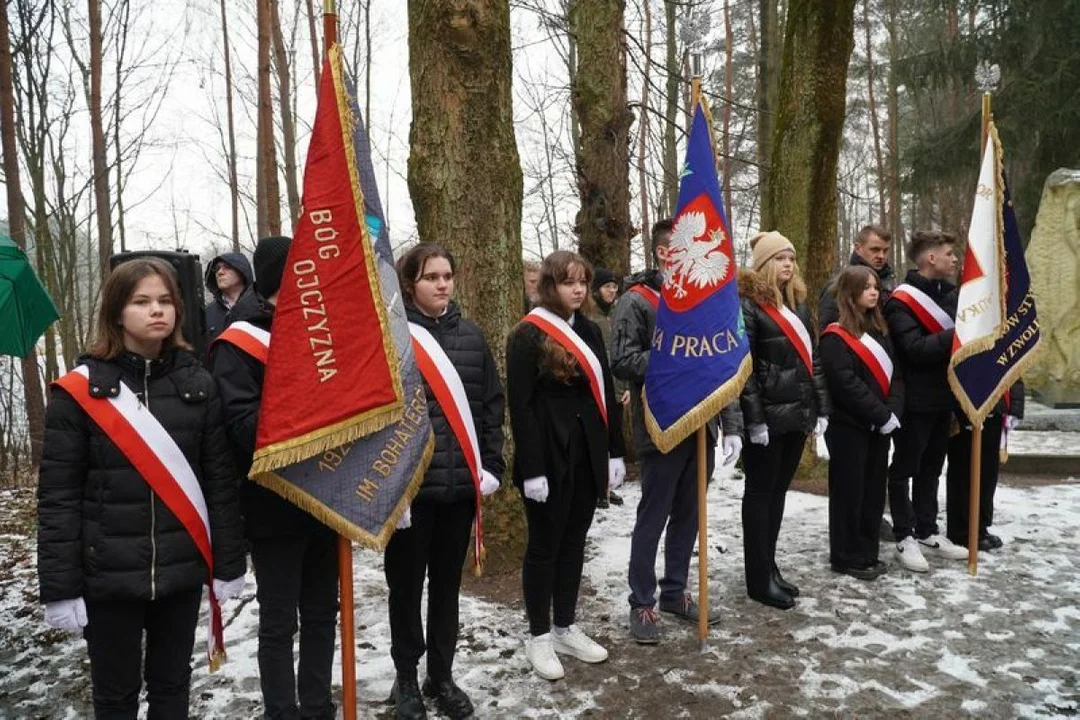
[665,211,731,300]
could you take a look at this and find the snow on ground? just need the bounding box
[1,438,1079,718]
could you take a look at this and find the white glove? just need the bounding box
[44,597,88,634]
[396,507,412,530]
[814,416,829,437]
[523,476,549,503]
[213,576,245,602]
[480,469,501,496]
[608,457,626,490]
[722,435,742,466]
[748,424,769,446]
[879,413,900,435]
[1005,415,1021,430]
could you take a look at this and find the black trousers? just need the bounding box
[384,498,475,681]
[522,440,598,636]
[84,587,202,720]
[888,410,951,541]
[946,417,1003,544]
[741,431,806,595]
[250,521,339,720]
[825,422,889,569]
[628,437,715,609]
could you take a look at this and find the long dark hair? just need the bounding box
[526,250,593,384]
[395,242,456,304]
[835,266,887,336]
[89,258,191,359]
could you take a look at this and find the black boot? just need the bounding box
[748,576,795,610]
[422,676,474,719]
[772,566,799,598]
[391,672,427,720]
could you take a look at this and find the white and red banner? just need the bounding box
[523,306,607,425]
[823,323,893,395]
[213,321,270,364]
[54,366,226,670]
[759,301,814,375]
[891,284,955,334]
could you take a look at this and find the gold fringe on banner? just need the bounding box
[643,353,753,454]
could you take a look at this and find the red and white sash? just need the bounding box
[212,321,270,364]
[523,307,608,425]
[823,323,893,395]
[628,284,660,310]
[891,283,955,334]
[54,366,226,670]
[408,323,485,572]
[758,302,814,375]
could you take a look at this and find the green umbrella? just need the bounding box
[0,233,60,357]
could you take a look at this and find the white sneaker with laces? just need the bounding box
[525,633,565,680]
[895,536,930,572]
[918,534,969,560]
[551,625,609,663]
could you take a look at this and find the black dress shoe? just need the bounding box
[985,533,1003,549]
[608,490,624,506]
[831,563,879,581]
[422,677,473,719]
[748,577,795,610]
[772,567,800,598]
[596,496,610,509]
[391,672,427,720]
[868,560,889,578]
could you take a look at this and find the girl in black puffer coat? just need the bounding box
[37,258,245,719]
[385,244,505,720]
[819,266,904,579]
[738,232,829,611]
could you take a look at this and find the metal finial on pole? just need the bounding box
[975,60,1000,152]
[323,0,338,52]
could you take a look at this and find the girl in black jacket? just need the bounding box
[738,232,829,610]
[385,244,506,720]
[819,266,904,580]
[507,251,625,682]
[37,258,245,719]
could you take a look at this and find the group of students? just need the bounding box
[34,220,1018,719]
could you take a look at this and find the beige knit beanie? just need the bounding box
[749,230,795,271]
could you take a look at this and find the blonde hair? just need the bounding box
[759,254,807,311]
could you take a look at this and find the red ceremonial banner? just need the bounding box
[251,50,403,474]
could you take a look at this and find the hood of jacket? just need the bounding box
[405,300,462,332]
[849,251,896,285]
[204,252,254,302]
[737,268,777,305]
[624,268,662,292]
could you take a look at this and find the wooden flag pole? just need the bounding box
[320,4,358,716]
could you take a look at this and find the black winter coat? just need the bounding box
[738,270,829,435]
[610,269,743,454]
[37,350,245,604]
[884,270,958,413]
[507,311,625,500]
[208,292,315,538]
[818,253,896,331]
[819,327,904,431]
[408,302,506,505]
[204,252,254,344]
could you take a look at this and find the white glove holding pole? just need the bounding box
[879,413,901,435]
[814,416,829,437]
[479,469,501,496]
[523,476,549,503]
[396,507,412,530]
[608,458,626,490]
[748,424,769,446]
[1005,415,1021,430]
[44,597,87,634]
[213,576,246,602]
[722,435,743,465]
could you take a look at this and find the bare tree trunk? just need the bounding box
[89,0,112,276]
[662,0,679,219]
[305,0,321,87]
[0,3,46,470]
[220,0,241,252]
[885,0,902,251]
[757,0,782,228]
[569,0,631,278]
[863,0,886,222]
[112,0,130,253]
[637,0,652,255]
[269,0,299,228]
[407,0,524,573]
[256,0,281,238]
[723,0,734,213]
[365,0,372,126]
[765,0,858,301]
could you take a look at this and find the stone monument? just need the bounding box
[1025,168,1080,407]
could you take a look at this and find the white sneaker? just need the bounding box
[551,624,609,663]
[918,534,969,560]
[895,536,930,572]
[525,633,565,680]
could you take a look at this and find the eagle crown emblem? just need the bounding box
[665,210,731,299]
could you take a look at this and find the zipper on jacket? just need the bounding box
[144,358,157,600]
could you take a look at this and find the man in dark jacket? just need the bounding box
[588,266,627,507]
[885,230,969,573]
[819,225,896,331]
[611,220,743,644]
[204,252,253,343]
[209,236,339,720]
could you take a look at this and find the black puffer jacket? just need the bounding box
[408,302,506,505]
[884,269,958,413]
[37,350,245,604]
[610,269,743,454]
[204,252,254,344]
[818,253,896,331]
[819,326,904,431]
[738,270,829,435]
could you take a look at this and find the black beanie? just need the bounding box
[592,266,618,292]
[254,235,292,299]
